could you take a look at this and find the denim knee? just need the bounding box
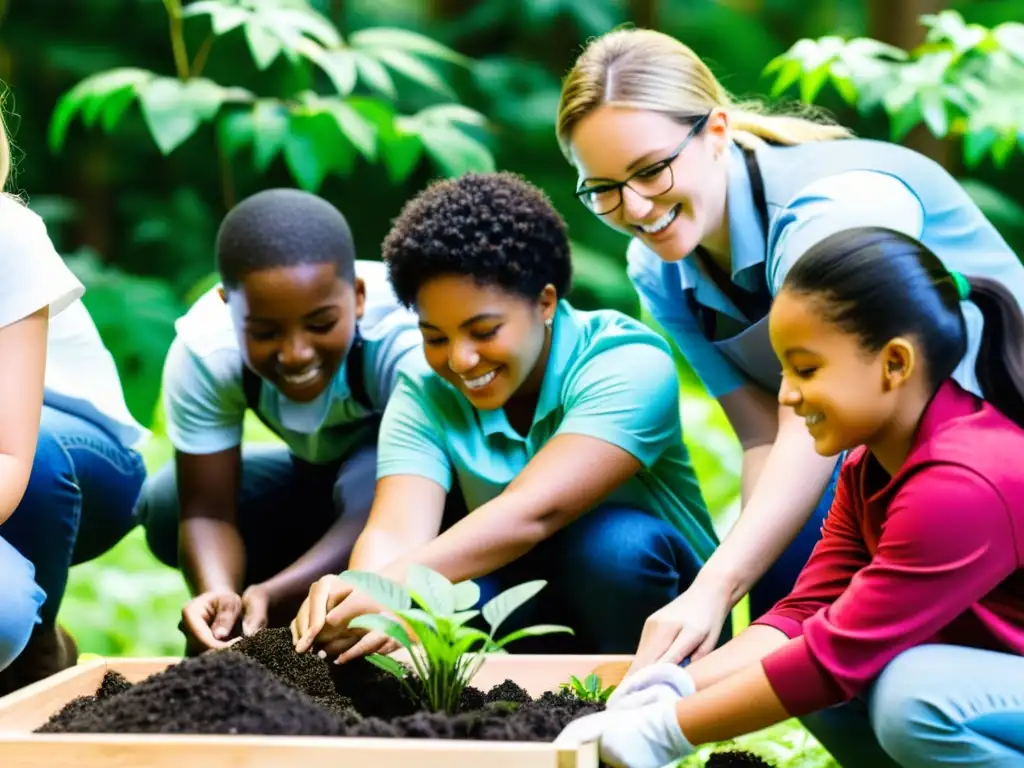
[0,537,45,672]
[870,645,961,767]
[135,462,181,569]
[557,506,703,652]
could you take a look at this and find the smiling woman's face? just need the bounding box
[568,106,730,263]
[415,275,556,410]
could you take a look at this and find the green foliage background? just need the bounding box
[1,1,1021,764]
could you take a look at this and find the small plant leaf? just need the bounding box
[348,613,414,649]
[248,99,289,171]
[366,653,410,679]
[449,609,479,627]
[339,570,412,613]
[405,565,456,617]
[481,580,546,635]
[452,581,480,611]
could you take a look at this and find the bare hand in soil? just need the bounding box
[241,584,271,636]
[182,590,244,650]
[628,580,731,675]
[292,574,356,652]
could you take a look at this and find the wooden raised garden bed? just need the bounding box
[0,637,632,768]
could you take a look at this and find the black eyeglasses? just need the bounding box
[574,113,710,216]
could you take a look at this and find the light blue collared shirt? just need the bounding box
[376,300,720,562]
[628,138,1024,399]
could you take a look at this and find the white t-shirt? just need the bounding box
[0,195,148,449]
[163,259,424,464]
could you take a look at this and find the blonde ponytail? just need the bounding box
[0,107,10,192]
[557,28,852,155]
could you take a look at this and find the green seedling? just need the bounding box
[559,673,616,703]
[340,565,573,714]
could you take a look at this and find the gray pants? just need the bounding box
[136,443,377,599]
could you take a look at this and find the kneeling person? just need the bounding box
[138,189,421,653]
[292,172,720,659]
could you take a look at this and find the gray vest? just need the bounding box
[693,138,1024,395]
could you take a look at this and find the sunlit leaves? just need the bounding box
[48,0,495,187]
[762,10,1024,168]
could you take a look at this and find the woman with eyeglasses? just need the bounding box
[555,25,1024,698]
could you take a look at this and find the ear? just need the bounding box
[538,284,558,326]
[217,286,227,304]
[705,108,730,154]
[880,337,916,392]
[353,277,366,320]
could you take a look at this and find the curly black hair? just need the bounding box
[382,171,572,307]
[216,188,356,289]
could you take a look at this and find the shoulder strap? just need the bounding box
[241,364,277,433]
[345,328,373,411]
[689,145,773,339]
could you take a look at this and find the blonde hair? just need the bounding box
[0,104,10,192]
[557,28,852,158]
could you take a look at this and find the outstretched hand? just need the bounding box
[627,580,732,676]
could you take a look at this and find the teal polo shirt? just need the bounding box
[376,300,719,563]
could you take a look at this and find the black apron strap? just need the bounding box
[240,327,375,433]
[687,144,772,340]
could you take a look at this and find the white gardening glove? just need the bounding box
[606,662,696,709]
[554,699,694,768]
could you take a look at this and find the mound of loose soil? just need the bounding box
[35,627,775,764]
[705,751,775,767]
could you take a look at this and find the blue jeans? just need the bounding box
[459,504,709,654]
[0,405,145,669]
[801,644,1024,767]
[746,455,842,620]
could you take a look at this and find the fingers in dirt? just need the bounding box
[334,632,388,665]
[296,578,332,653]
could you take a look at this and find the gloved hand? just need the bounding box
[554,699,694,768]
[606,662,696,709]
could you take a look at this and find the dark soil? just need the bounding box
[35,627,775,765]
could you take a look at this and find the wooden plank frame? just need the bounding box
[0,654,633,768]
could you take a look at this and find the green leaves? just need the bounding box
[48,0,495,190]
[559,673,616,703]
[49,69,254,155]
[761,11,1024,169]
[338,566,572,714]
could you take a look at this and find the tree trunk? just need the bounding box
[867,0,957,170]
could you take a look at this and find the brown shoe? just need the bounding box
[0,625,79,696]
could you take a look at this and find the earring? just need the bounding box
[545,317,553,328]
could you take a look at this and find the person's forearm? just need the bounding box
[259,508,371,606]
[0,455,33,524]
[686,624,789,691]
[381,490,544,585]
[698,420,837,604]
[180,517,246,595]
[675,661,791,746]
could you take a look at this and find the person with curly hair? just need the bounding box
[291,171,719,657]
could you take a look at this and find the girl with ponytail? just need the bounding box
[556,26,1024,699]
[556,227,1024,768]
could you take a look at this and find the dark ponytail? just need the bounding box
[963,275,1024,427]
[782,226,1024,429]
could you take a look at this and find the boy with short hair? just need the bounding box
[137,188,421,653]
